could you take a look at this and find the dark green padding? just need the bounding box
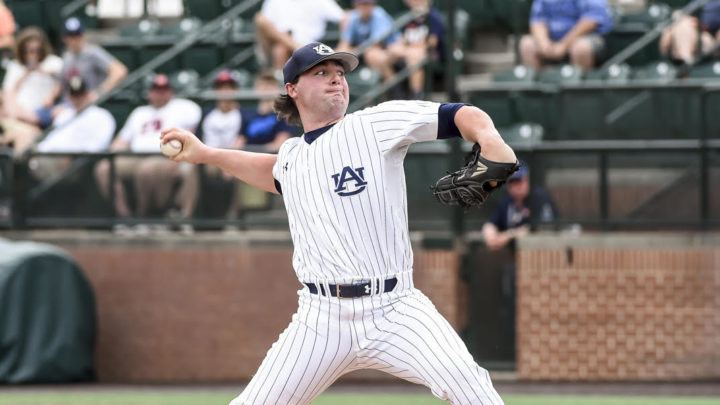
[0,239,95,383]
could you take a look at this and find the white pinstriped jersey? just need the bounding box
[233,99,506,405]
[272,100,441,284]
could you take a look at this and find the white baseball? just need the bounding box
[161,139,183,157]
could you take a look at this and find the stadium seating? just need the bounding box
[498,122,544,147]
[585,63,632,83]
[158,16,203,36]
[471,65,536,128]
[632,60,678,81]
[169,69,201,94]
[346,66,382,96]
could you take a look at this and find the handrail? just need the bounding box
[60,0,88,18]
[601,0,711,69]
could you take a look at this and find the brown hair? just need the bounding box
[273,93,301,127]
[15,27,53,66]
[272,73,301,126]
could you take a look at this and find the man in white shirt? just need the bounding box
[29,75,116,180]
[94,74,201,233]
[254,0,346,71]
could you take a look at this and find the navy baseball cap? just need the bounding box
[63,17,85,35]
[509,163,529,181]
[282,42,359,84]
[66,75,87,95]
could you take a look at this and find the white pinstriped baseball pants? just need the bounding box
[229,279,504,405]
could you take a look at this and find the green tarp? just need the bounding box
[0,238,95,383]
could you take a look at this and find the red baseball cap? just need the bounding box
[150,73,171,90]
[213,70,237,88]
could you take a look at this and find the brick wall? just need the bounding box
[516,234,720,380]
[35,232,460,383]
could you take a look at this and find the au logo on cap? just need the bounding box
[313,44,334,55]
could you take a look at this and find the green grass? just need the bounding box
[0,392,719,405]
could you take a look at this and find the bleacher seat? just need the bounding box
[617,2,671,28]
[231,69,255,89]
[536,64,583,84]
[688,61,720,79]
[159,17,203,36]
[563,65,631,140]
[632,60,677,81]
[492,65,536,83]
[471,65,536,129]
[230,17,255,42]
[346,66,381,105]
[585,63,632,83]
[120,19,161,37]
[169,70,200,94]
[498,122,544,147]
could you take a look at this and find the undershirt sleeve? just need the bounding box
[437,103,470,139]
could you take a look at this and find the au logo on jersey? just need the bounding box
[331,166,367,196]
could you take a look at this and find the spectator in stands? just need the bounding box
[0,0,15,52]
[200,71,293,226]
[0,27,63,157]
[391,0,446,100]
[660,1,720,66]
[60,17,128,102]
[254,0,346,75]
[482,163,557,251]
[519,0,613,71]
[239,71,294,151]
[337,0,401,85]
[94,74,201,234]
[29,75,116,180]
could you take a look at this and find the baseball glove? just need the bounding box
[432,144,520,208]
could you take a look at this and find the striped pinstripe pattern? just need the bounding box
[272,100,442,284]
[230,282,504,404]
[233,100,504,404]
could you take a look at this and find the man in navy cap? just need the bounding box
[482,163,557,250]
[161,42,516,404]
[60,17,127,102]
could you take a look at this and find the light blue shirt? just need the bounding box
[530,0,613,41]
[341,6,400,47]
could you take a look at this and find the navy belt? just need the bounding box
[304,277,398,298]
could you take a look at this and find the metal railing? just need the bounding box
[4,134,718,231]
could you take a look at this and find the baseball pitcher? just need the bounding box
[161,42,518,404]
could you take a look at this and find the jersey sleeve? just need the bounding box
[355,100,442,163]
[272,136,301,184]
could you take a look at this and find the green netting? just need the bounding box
[0,239,96,383]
